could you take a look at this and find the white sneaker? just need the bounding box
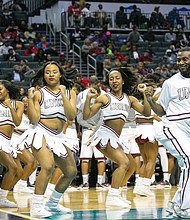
[176,208,190,218]
[0,199,18,208]
[30,204,52,218]
[119,196,131,205]
[106,196,131,209]
[133,185,154,197]
[46,203,72,214]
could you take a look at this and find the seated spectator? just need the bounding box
[131,45,139,61]
[81,38,92,63]
[37,36,49,51]
[2,5,13,26]
[45,54,53,62]
[177,28,189,47]
[138,50,153,64]
[96,47,108,78]
[45,43,58,56]
[113,48,125,62]
[136,61,148,78]
[160,64,172,79]
[62,59,78,80]
[164,27,176,43]
[88,41,101,58]
[150,6,165,29]
[164,48,177,65]
[0,39,14,55]
[18,20,28,33]
[24,25,36,41]
[5,20,19,39]
[120,41,133,55]
[129,5,143,27]
[10,64,25,82]
[57,52,66,66]
[143,28,155,42]
[24,40,38,56]
[127,26,143,45]
[19,59,31,74]
[103,54,121,80]
[116,6,128,28]
[69,26,83,52]
[93,31,103,47]
[4,48,20,61]
[11,35,24,49]
[103,31,115,50]
[34,48,46,63]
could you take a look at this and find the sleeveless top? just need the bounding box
[101,92,131,122]
[39,86,70,121]
[0,100,16,127]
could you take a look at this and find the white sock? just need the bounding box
[135,174,139,182]
[97,175,103,185]
[0,188,8,200]
[47,183,55,191]
[151,173,155,182]
[163,172,169,181]
[46,190,62,208]
[168,173,171,181]
[135,176,143,186]
[82,174,89,184]
[29,168,37,185]
[32,194,44,205]
[107,188,120,197]
[16,180,27,187]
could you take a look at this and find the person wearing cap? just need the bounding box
[81,3,94,27]
[164,27,176,43]
[167,7,185,29]
[150,6,165,29]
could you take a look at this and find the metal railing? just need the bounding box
[60,32,69,59]
[87,55,97,78]
[72,43,82,73]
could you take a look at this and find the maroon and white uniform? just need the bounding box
[155,72,190,210]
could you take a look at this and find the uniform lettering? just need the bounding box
[44,98,63,109]
[0,109,11,117]
[177,87,190,100]
[110,103,129,111]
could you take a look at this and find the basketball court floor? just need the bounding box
[0,186,179,219]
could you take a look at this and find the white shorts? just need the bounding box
[80,130,105,160]
[120,128,140,155]
[0,132,17,158]
[15,122,79,159]
[86,125,130,154]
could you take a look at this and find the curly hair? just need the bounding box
[105,67,137,95]
[31,61,73,89]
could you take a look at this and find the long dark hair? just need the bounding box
[31,61,73,89]
[106,67,137,95]
[0,80,21,100]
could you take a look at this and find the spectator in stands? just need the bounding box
[24,25,36,41]
[131,44,139,61]
[45,54,53,62]
[37,36,49,51]
[150,6,165,29]
[136,61,148,78]
[45,43,58,56]
[164,48,177,65]
[120,41,133,55]
[176,28,189,47]
[2,5,13,26]
[102,54,121,81]
[160,64,172,79]
[34,48,46,63]
[93,31,103,47]
[11,0,22,11]
[143,28,155,42]
[0,39,14,55]
[5,20,18,39]
[57,52,66,66]
[129,5,142,27]
[10,64,25,82]
[69,26,83,52]
[62,59,78,80]
[4,48,20,61]
[18,20,28,33]
[67,0,81,27]
[96,47,108,78]
[88,41,101,58]
[19,59,31,75]
[127,26,143,45]
[94,4,109,28]
[167,7,185,29]
[103,31,115,50]
[81,3,94,28]
[81,38,92,63]
[116,6,128,28]
[113,48,125,63]
[11,35,24,50]
[164,27,176,43]
[24,39,38,56]
[138,50,153,64]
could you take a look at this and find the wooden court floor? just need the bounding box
[0,186,179,220]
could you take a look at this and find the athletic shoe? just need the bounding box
[46,203,72,214]
[30,204,52,218]
[150,181,159,189]
[78,183,89,190]
[133,185,154,197]
[176,208,190,218]
[119,196,131,205]
[0,199,18,208]
[159,180,172,189]
[96,183,105,190]
[166,201,175,214]
[106,196,131,209]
